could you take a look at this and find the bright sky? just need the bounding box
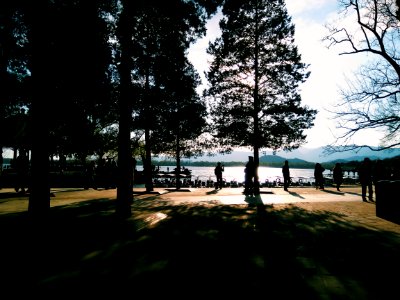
[1,1,383,160]
[188,0,385,149]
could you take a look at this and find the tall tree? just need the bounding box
[26,0,52,216]
[205,0,316,194]
[116,0,136,217]
[119,0,222,194]
[151,60,209,190]
[323,0,400,152]
[0,1,31,166]
[24,0,116,216]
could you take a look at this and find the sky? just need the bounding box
[1,1,385,160]
[187,0,385,149]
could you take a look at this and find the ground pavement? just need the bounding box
[0,185,399,299]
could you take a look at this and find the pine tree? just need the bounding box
[205,0,316,193]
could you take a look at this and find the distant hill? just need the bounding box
[259,155,285,163]
[277,147,400,163]
[189,147,400,163]
[3,146,400,166]
[259,155,314,168]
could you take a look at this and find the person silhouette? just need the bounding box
[214,162,224,189]
[14,151,29,194]
[244,156,255,195]
[314,163,325,190]
[282,160,290,191]
[333,162,343,191]
[359,157,373,202]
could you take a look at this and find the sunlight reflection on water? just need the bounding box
[137,165,337,183]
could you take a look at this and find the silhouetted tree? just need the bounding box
[23,0,116,216]
[118,0,222,194]
[324,0,400,152]
[2,0,222,217]
[26,0,52,216]
[205,0,316,194]
[0,1,32,166]
[115,0,136,217]
[151,61,208,190]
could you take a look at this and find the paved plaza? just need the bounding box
[1,185,399,299]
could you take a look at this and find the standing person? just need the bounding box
[282,160,290,191]
[244,156,255,195]
[84,160,97,190]
[333,162,343,191]
[359,157,373,202]
[14,151,29,194]
[314,163,325,190]
[214,162,224,189]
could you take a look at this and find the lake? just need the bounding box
[137,165,357,184]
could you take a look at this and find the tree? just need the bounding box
[151,61,209,190]
[204,0,316,194]
[118,0,222,194]
[323,0,400,153]
[0,1,32,168]
[23,0,116,217]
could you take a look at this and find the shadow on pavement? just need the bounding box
[288,191,305,199]
[1,196,399,299]
[0,191,29,199]
[321,189,346,196]
[206,189,219,195]
[345,191,363,197]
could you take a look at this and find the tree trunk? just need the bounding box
[253,6,260,195]
[175,132,181,190]
[28,1,51,217]
[115,3,133,217]
[144,127,153,192]
[116,89,133,217]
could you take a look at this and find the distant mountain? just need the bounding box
[3,146,399,165]
[190,147,400,163]
[259,155,309,164]
[280,147,400,162]
[259,155,285,163]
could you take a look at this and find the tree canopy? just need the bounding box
[204,0,317,192]
[0,0,223,216]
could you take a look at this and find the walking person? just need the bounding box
[244,156,255,195]
[333,162,343,191]
[214,162,224,189]
[314,163,325,190]
[358,157,373,202]
[282,160,290,191]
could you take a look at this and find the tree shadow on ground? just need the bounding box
[0,191,29,199]
[1,196,399,299]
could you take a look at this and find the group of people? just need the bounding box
[214,155,389,202]
[215,157,342,195]
[214,156,256,195]
[84,157,118,190]
[283,157,386,202]
[327,158,386,202]
[282,160,329,192]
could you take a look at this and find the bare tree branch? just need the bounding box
[323,0,400,153]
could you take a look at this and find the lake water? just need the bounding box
[137,165,353,184]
